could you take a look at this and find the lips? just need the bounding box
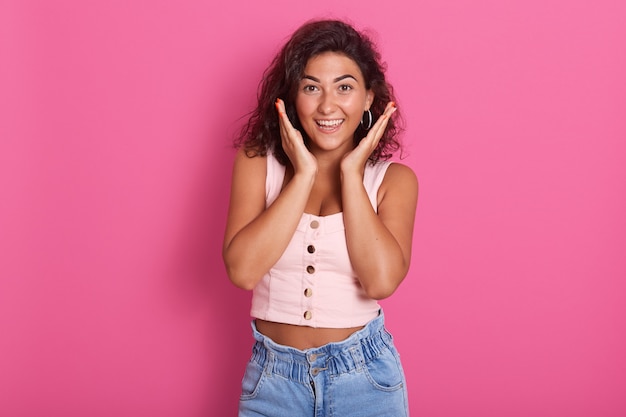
[315,119,344,131]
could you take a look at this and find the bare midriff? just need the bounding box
[255,319,364,350]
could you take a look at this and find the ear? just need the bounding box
[365,89,374,110]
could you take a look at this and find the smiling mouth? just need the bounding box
[315,119,344,131]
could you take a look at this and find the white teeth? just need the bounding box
[316,119,343,127]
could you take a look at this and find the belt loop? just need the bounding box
[349,346,365,372]
[264,351,275,376]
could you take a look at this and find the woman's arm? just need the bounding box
[341,163,418,299]
[222,150,315,290]
[223,99,317,290]
[340,102,418,299]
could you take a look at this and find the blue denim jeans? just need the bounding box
[238,311,409,417]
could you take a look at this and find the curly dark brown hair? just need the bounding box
[235,19,404,165]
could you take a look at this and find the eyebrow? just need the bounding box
[302,74,358,83]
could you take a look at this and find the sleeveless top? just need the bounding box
[250,153,393,328]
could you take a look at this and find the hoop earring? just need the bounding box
[361,109,372,130]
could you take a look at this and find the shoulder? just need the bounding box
[382,162,418,189]
[378,162,418,204]
[230,148,268,197]
[228,149,268,216]
[233,148,267,174]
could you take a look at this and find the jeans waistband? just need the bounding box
[249,311,393,384]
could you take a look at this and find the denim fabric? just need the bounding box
[238,311,409,417]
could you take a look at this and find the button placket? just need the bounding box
[308,352,327,378]
[302,216,320,323]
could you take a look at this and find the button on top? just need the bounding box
[306,265,315,274]
[304,288,312,297]
[310,220,320,229]
[307,245,315,254]
[303,311,312,320]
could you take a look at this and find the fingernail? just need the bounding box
[390,101,396,108]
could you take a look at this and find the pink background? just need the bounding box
[1,0,625,416]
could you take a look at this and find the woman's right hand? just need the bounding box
[223,100,318,290]
[275,98,318,176]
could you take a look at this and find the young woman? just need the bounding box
[223,19,418,417]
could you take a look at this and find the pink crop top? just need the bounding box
[250,153,393,328]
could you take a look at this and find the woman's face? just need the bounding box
[295,52,374,155]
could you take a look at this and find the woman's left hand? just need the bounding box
[340,102,397,176]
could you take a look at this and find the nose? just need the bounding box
[317,92,336,114]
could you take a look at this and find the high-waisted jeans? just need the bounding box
[238,311,409,417]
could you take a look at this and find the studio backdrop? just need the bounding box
[1,0,625,416]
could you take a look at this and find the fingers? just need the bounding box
[363,101,397,150]
[371,101,397,137]
[276,98,301,145]
[276,98,304,151]
[275,98,317,175]
[275,98,288,140]
[274,97,285,116]
[275,98,296,135]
